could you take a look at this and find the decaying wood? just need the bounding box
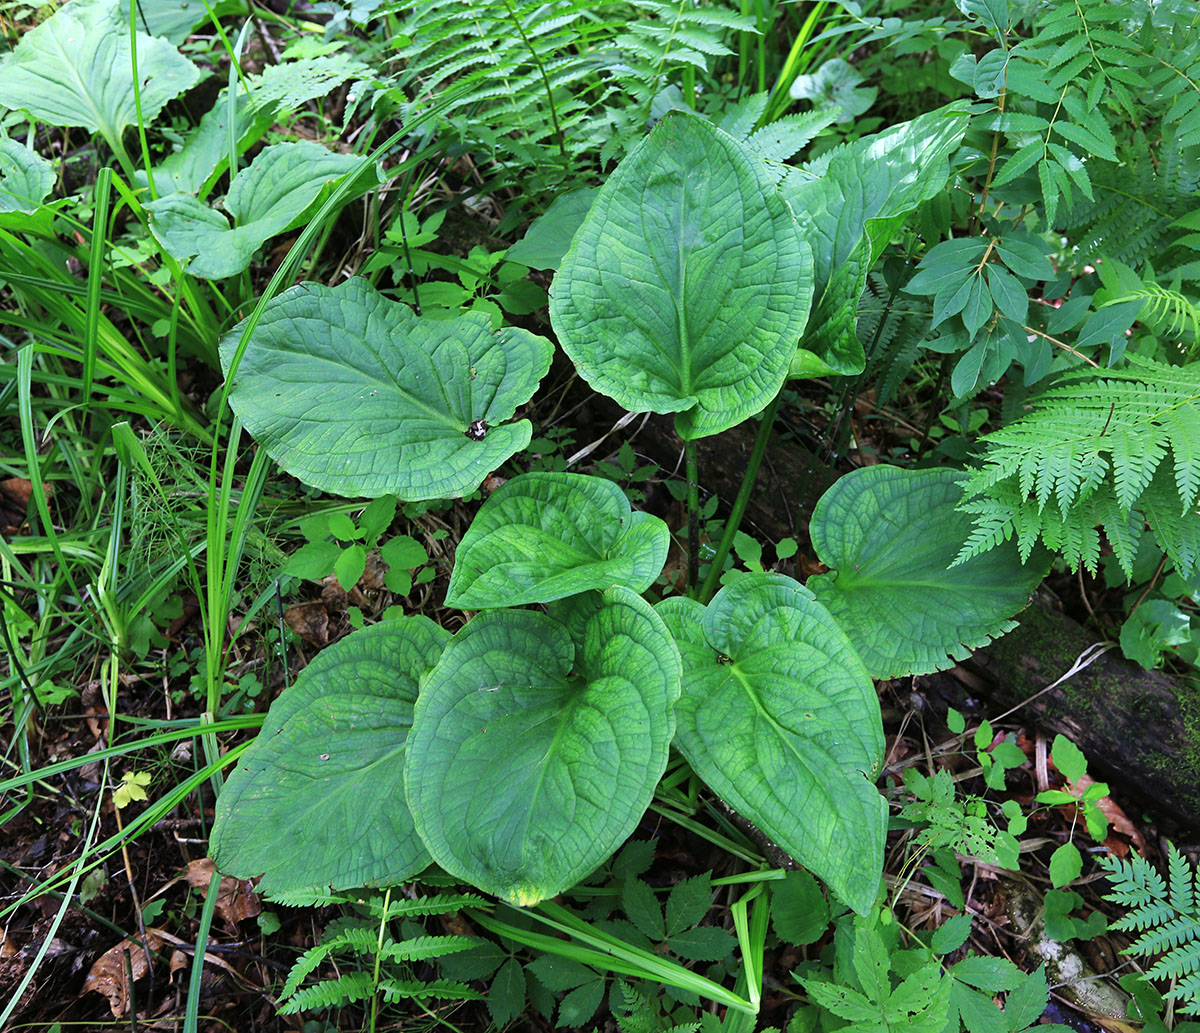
[966,599,1200,834]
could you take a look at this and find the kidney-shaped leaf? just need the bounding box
[220,278,554,500]
[406,588,681,905]
[807,466,1047,678]
[148,141,373,279]
[211,616,449,896]
[782,104,969,376]
[550,111,813,440]
[0,0,200,146]
[657,574,885,914]
[446,472,669,608]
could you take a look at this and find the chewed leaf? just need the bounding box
[807,466,1048,678]
[550,110,813,440]
[657,574,885,914]
[406,588,681,905]
[211,617,449,896]
[220,278,553,500]
[445,472,670,608]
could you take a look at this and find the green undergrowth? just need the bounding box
[2,0,1199,1029]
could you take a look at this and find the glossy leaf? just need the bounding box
[220,278,553,500]
[0,0,200,147]
[807,466,1047,678]
[120,0,245,44]
[445,472,670,608]
[406,588,681,905]
[148,141,373,279]
[656,574,885,914]
[210,617,449,896]
[550,111,813,440]
[0,137,54,214]
[782,104,969,375]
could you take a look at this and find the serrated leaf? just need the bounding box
[148,141,373,278]
[381,535,428,570]
[211,617,449,895]
[282,540,341,580]
[1050,735,1087,781]
[220,278,553,500]
[557,979,605,1027]
[550,111,813,440]
[771,870,830,946]
[487,957,527,1026]
[667,925,737,961]
[808,467,1048,677]
[623,878,666,941]
[445,473,670,608]
[406,589,681,905]
[665,873,714,937]
[334,543,367,590]
[996,239,1055,282]
[951,982,1008,1033]
[1005,965,1050,1032]
[1049,843,1083,887]
[931,913,972,954]
[951,955,1023,992]
[0,0,200,148]
[657,574,885,914]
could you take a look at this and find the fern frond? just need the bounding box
[370,892,488,920]
[278,972,376,1013]
[1100,843,1200,1014]
[379,977,484,1002]
[958,355,1200,575]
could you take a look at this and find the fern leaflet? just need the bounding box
[1099,843,1200,1014]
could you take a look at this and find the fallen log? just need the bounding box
[965,599,1200,835]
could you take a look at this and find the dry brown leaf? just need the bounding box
[182,857,261,927]
[82,929,166,1017]
[284,601,329,647]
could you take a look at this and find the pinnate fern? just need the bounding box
[275,889,486,1016]
[956,354,1200,577]
[1099,843,1200,1015]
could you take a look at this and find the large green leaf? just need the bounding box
[120,0,246,44]
[0,0,200,150]
[220,278,553,500]
[782,104,969,376]
[445,472,670,608]
[147,141,373,279]
[406,588,681,905]
[550,111,813,440]
[143,55,371,197]
[210,617,449,896]
[656,574,885,915]
[807,466,1048,678]
[0,137,54,214]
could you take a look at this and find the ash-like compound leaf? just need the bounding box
[445,472,670,608]
[211,617,449,896]
[220,278,554,500]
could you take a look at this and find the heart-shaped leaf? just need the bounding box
[0,137,54,214]
[782,105,969,376]
[148,141,373,279]
[406,588,681,905]
[211,617,449,896]
[445,472,670,608]
[550,111,813,440]
[657,573,885,914]
[220,278,554,500]
[0,0,200,152]
[807,466,1048,678]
